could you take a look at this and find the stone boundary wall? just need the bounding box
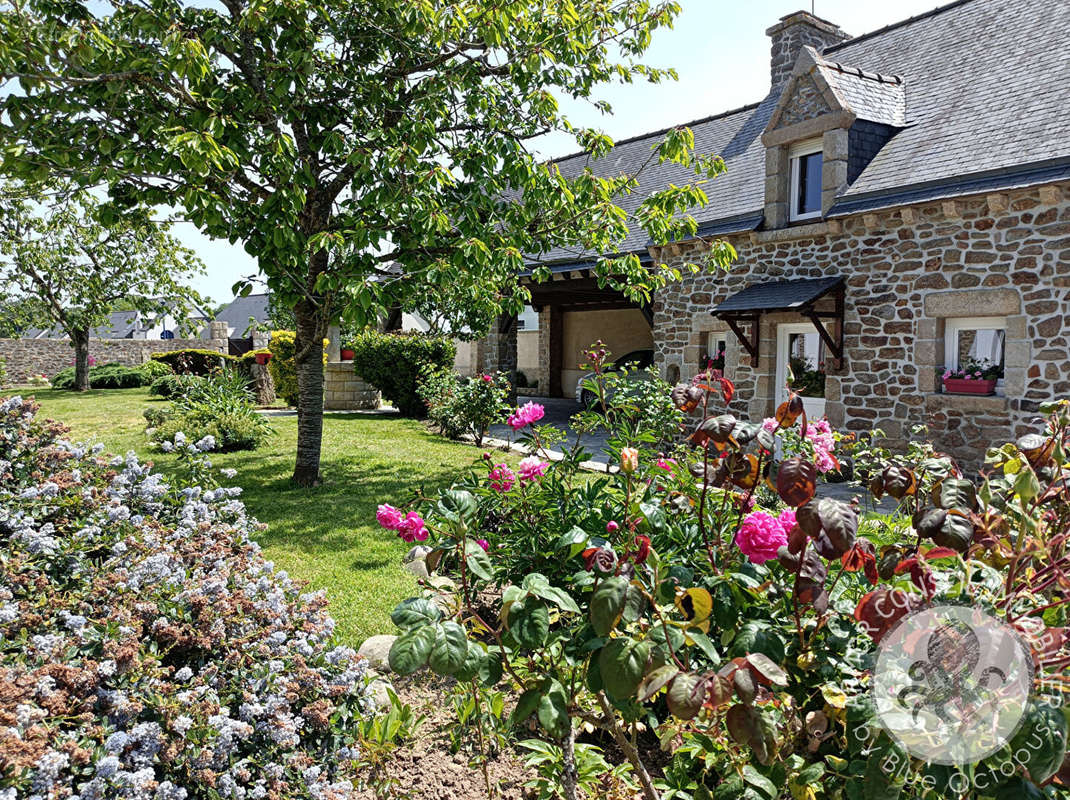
[324,361,381,410]
[0,335,224,383]
[651,181,1070,473]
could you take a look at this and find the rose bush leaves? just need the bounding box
[590,575,630,636]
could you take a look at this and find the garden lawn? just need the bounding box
[27,387,498,645]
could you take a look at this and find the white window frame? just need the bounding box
[944,316,1007,393]
[788,138,824,222]
[707,332,728,372]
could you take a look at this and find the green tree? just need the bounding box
[0,0,734,484]
[0,184,206,391]
[0,295,50,338]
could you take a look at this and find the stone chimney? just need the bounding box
[767,11,849,90]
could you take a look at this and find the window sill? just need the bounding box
[924,393,1008,414]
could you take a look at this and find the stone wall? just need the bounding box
[323,362,381,410]
[651,181,1070,473]
[0,335,225,383]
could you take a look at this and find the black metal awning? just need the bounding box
[711,276,846,368]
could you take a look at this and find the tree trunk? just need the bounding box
[73,328,90,392]
[291,297,327,486]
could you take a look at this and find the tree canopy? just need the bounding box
[0,183,206,389]
[0,0,735,482]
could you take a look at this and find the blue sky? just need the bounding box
[183,0,943,306]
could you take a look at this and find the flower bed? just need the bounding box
[0,396,369,799]
[372,345,1070,800]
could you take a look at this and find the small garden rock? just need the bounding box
[403,545,433,563]
[358,634,397,672]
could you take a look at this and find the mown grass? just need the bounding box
[27,387,502,645]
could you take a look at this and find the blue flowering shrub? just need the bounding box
[0,396,370,799]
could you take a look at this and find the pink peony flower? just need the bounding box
[606,520,619,533]
[656,458,676,473]
[376,504,403,530]
[734,510,789,564]
[518,456,548,482]
[476,538,489,551]
[488,463,516,492]
[761,417,778,433]
[507,402,545,431]
[481,374,493,382]
[398,512,428,543]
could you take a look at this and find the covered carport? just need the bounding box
[522,261,654,398]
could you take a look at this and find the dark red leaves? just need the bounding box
[854,587,925,643]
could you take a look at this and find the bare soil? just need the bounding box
[353,673,535,800]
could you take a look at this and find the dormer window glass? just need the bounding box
[789,139,823,221]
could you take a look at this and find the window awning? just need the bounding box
[711,276,846,368]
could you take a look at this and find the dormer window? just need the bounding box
[789,139,823,221]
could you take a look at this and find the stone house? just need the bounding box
[480,0,1070,471]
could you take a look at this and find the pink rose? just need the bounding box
[656,458,676,473]
[606,521,619,533]
[376,504,403,530]
[777,508,797,534]
[734,510,789,564]
[518,455,548,482]
[481,374,493,382]
[399,512,428,543]
[488,463,516,492]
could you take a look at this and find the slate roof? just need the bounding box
[531,0,1070,264]
[215,293,271,332]
[821,61,905,127]
[27,310,140,339]
[713,276,844,314]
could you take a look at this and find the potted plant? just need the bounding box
[254,351,273,365]
[940,358,1000,395]
[339,343,356,360]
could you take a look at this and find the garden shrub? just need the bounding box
[267,331,327,407]
[375,345,1070,800]
[0,395,370,799]
[50,362,146,390]
[150,347,233,375]
[351,331,456,417]
[137,357,173,383]
[148,372,205,399]
[148,369,273,451]
[418,369,510,445]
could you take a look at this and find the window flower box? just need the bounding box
[942,377,997,395]
[939,358,1001,396]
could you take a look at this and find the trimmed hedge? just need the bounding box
[267,332,327,407]
[150,347,234,375]
[50,362,146,390]
[351,330,456,417]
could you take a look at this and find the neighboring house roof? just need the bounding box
[530,0,1070,265]
[26,310,141,339]
[215,293,271,333]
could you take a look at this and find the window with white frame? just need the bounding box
[706,333,728,372]
[789,138,823,222]
[943,317,1006,388]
